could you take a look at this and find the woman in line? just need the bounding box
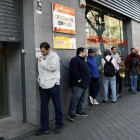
[129,53,139,94]
[117,54,125,97]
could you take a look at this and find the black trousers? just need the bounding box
[90,77,100,99]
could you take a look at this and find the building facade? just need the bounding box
[0,0,140,125]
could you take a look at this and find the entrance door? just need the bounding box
[0,42,8,118]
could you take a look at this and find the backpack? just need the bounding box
[104,58,115,77]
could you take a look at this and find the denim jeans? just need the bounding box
[103,75,117,102]
[90,77,100,99]
[69,86,87,115]
[39,85,63,131]
[130,75,138,93]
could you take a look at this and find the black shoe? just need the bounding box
[35,129,50,135]
[54,127,62,133]
[137,88,140,91]
[126,84,130,86]
[0,137,4,140]
[128,88,131,92]
[102,99,108,103]
[68,114,75,121]
[112,101,117,103]
[76,112,88,117]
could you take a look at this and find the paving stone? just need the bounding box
[27,91,140,140]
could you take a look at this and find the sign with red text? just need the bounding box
[52,3,76,34]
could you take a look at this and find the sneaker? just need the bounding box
[54,127,62,133]
[89,96,93,105]
[68,114,75,121]
[35,129,50,135]
[93,99,99,105]
[0,137,4,140]
[76,112,88,117]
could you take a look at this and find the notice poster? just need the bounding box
[53,36,76,49]
[52,3,76,34]
[37,0,42,14]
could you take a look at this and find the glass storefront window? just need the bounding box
[86,6,128,67]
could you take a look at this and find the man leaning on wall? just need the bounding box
[35,42,63,135]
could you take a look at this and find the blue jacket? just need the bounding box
[69,56,91,89]
[87,56,99,78]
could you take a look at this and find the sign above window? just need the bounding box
[52,3,76,34]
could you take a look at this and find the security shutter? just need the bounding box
[0,0,21,42]
[88,0,140,22]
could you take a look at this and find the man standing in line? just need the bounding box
[110,46,121,97]
[35,42,63,135]
[101,50,119,103]
[87,49,100,105]
[126,48,136,91]
[68,47,91,121]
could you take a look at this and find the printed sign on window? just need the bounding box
[52,3,76,34]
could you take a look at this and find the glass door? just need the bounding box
[0,42,8,118]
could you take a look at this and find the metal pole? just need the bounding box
[21,0,27,123]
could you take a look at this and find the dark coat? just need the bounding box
[129,58,139,75]
[69,56,90,89]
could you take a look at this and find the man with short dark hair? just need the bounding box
[126,48,136,68]
[126,48,136,91]
[87,49,100,105]
[110,46,121,97]
[68,47,90,121]
[35,42,63,135]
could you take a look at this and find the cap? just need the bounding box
[88,49,94,53]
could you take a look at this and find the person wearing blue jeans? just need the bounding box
[68,47,90,121]
[129,53,139,94]
[101,50,119,103]
[130,75,138,93]
[35,42,63,135]
[103,75,117,102]
[69,86,87,116]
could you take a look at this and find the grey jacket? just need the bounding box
[38,51,60,89]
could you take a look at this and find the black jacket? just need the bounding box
[69,56,90,88]
[129,58,139,75]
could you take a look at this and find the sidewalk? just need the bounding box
[26,90,140,140]
[0,117,36,140]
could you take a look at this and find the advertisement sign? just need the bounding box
[53,36,76,49]
[37,0,42,14]
[52,3,76,34]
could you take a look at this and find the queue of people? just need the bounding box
[35,42,140,135]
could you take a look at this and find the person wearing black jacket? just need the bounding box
[129,53,139,94]
[68,47,90,121]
